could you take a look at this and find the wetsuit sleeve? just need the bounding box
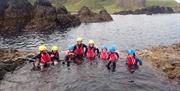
[32,53,41,59]
[135,57,142,65]
[95,48,100,55]
[83,44,88,55]
[116,52,120,59]
[73,45,76,52]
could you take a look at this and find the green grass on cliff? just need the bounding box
[146,0,180,9]
[28,0,180,13]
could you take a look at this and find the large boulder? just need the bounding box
[25,0,57,31]
[25,0,81,31]
[77,6,112,23]
[0,0,33,34]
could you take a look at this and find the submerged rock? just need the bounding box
[77,6,112,23]
[114,6,174,15]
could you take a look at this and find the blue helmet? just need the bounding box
[128,49,136,54]
[68,45,74,51]
[109,47,116,52]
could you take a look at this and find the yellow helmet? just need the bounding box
[39,45,47,52]
[51,46,58,51]
[76,37,83,42]
[88,40,95,44]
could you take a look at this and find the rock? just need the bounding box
[114,6,174,15]
[25,0,81,31]
[0,48,33,80]
[0,0,33,34]
[77,6,112,23]
[139,43,180,84]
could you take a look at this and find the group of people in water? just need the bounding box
[32,37,142,73]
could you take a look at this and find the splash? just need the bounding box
[175,0,180,3]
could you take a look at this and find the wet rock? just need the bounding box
[114,6,174,15]
[77,6,112,23]
[0,0,33,34]
[139,43,180,84]
[0,49,33,80]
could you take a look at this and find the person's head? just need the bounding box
[109,47,116,53]
[51,46,58,53]
[101,45,107,51]
[128,49,136,56]
[88,40,95,47]
[76,37,83,45]
[39,45,47,53]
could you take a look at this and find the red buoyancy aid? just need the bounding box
[75,45,83,55]
[68,51,75,60]
[86,47,95,59]
[100,51,109,60]
[127,55,136,65]
[40,53,51,64]
[109,52,118,62]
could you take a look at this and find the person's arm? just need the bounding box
[135,57,142,65]
[116,52,120,59]
[95,47,100,55]
[73,45,76,52]
[83,44,88,55]
[32,53,41,60]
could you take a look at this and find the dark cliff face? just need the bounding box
[0,0,81,35]
[0,0,33,34]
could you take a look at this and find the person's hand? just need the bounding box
[51,55,54,57]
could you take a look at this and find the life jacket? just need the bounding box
[75,45,83,55]
[68,51,75,60]
[127,55,136,65]
[100,50,109,60]
[40,53,51,64]
[86,47,95,59]
[109,52,118,62]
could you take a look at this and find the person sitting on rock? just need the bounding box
[63,45,76,67]
[107,47,119,72]
[85,40,99,64]
[50,46,59,66]
[126,49,142,74]
[73,37,87,64]
[33,45,51,71]
[100,45,109,64]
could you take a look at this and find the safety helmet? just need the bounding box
[76,37,83,42]
[39,45,47,52]
[68,45,74,51]
[88,40,95,44]
[109,47,116,52]
[128,49,136,54]
[51,46,58,51]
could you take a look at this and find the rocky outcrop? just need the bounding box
[0,0,81,34]
[114,6,174,15]
[138,43,180,84]
[0,0,33,34]
[25,0,81,31]
[0,49,33,80]
[77,6,112,23]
